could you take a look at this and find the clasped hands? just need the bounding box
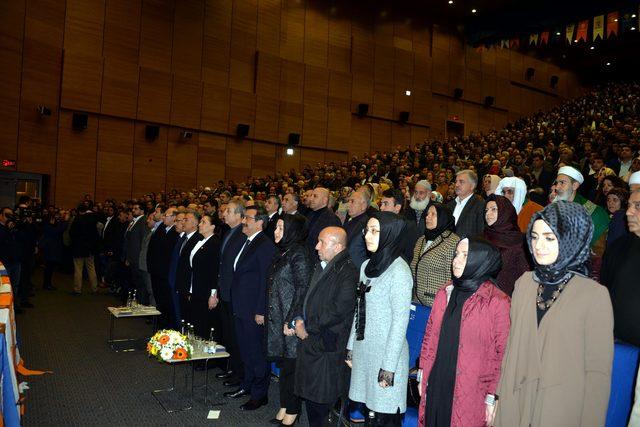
[283,319,308,339]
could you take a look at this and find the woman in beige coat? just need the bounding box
[493,201,614,427]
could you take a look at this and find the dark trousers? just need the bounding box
[151,274,171,328]
[190,296,212,338]
[129,266,148,305]
[43,260,58,288]
[305,400,333,427]
[277,358,301,414]
[218,300,243,377]
[235,315,269,400]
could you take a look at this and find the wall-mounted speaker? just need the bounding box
[181,131,193,139]
[525,67,535,80]
[288,133,300,146]
[399,111,410,123]
[72,113,88,130]
[484,96,495,107]
[453,88,463,99]
[236,124,250,138]
[357,103,369,117]
[145,125,159,140]
[550,75,559,88]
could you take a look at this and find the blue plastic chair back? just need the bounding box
[606,341,639,427]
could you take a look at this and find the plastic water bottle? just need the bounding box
[180,319,185,334]
[126,291,132,308]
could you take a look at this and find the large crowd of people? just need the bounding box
[1,80,640,426]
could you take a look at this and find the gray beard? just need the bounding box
[553,190,572,202]
[410,197,429,212]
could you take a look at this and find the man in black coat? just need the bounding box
[215,201,247,384]
[122,203,149,303]
[263,194,280,242]
[293,227,358,427]
[69,204,100,295]
[446,170,486,239]
[342,190,368,269]
[224,203,276,411]
[380,189,417,264]
[305,187,341,253]
[175,211,203,319]
[148,207,178,325]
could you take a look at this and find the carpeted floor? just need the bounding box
[17,268,311,426]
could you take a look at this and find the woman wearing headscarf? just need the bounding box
[493,201,614,427]
[494,176,543,233]
[410,204,460,306]
[266,214,313,425]
[483,175,501,198]
[417,237,510,427]
[347,212,413,426]
[484,195,531,296]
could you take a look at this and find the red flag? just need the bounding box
[510,37,520,48]
[607,12,619,37]
[576,20,589,42]
[540,31,550,45]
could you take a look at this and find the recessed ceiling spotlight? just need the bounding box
[448,0,453,4]
[632,26,637,31]
[606,62,611,66]
[471,8,477,13]
[614,18,618,22]
[632,14,637,18]
[556,32,561,36]
[590,46,595,50]
[574,39,578,43]
[405,90,412,96]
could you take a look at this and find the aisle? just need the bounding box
[18,269,298,426]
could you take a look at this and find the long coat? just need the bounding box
[494,272,613,427]
[410,231,460,306]
[447,194,486,239]
[347,257,413,414]
[266,242,313,360]
[294,250,358,404]
[418,281,511,427]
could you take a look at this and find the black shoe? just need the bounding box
[216,370,234,379]
[240,397,268,411]
[223,379,241,387]
[269,418,283,425]
[224,388,249,399]
[43,285,57,291]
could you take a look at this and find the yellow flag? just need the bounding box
[566,23,575,44]
[529,33,539,45]
[593,15,604,40]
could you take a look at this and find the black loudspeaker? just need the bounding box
[357,103,369,117]
[72,113,88,130]
[453,88,463,99]
[399,111,410,123]
[145,125,160,140]
[550,75,559,88]
[236,124,250,138]
[288,133,300,146]
[525,67,535,80]
[181,131,193,139]
[484,96,495,107]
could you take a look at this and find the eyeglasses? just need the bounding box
[242,214,257,221]
[362,227,380,236]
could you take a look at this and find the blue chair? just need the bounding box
[402,304,431,427]
[271,362,280,378]
[605,341,640,427]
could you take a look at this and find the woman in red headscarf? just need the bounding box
[483,195,531,296]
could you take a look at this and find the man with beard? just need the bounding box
[554,166,609,254]
[404,180,432,237]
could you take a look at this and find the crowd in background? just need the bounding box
[0,81,640,426]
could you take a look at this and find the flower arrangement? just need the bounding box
[147,329,193,362]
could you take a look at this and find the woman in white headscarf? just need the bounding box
[482,175,501,198]
[494,177,544,232]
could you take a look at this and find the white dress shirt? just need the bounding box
[452,193,473,225]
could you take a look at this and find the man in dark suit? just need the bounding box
[263,194,280,242]
[215,200,247,385]
[122,203,148,303]
[380,189,417,264]
[148,207,178,326]
[342,189,368,269]
[167,212,186,328]
[447,170,486,239]
[175,210,203,323]
[305,187,341,253]
[293,227,358,426]
[224,203,276,411]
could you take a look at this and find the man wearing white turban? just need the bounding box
[494,177,543,233]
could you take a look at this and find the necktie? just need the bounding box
[126,220,134,233]
[178,235,188,254]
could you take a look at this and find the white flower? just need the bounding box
[160,348,174,361]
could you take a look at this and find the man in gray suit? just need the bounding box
[123,203,149,304]
[447,170,486,239]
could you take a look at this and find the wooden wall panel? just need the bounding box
[281,60,305,103]
[61,53,103,112]
[300,148,325,169]
[328,15,351,73]
[328,71,351,109]
[228,90,256,136]
[103,0,141,62]
[229,0,257,92]
[371,120,391,153]
[280,0,305,62]
[63,0,105,55]
[225,138,251,182]
[55,111,98,207]
[257,0,281,56]
[350,116,371,156]
[139,0,174,72]
[137,67,172,123]
[326,107,351,151]
[251,142,276,178]
[410,126,428,148]
[197,134,226,184]
[304,65,329,105]
[304,4,329,67]
[324,150,348,165]
[132,122,167,195]
[255,96,280,141]
[256,52,281,99]
[431,47,449,95]
[101,57,139,118]
[171,76,203,128]
[201,83,230,133]
[275,143,300,174]
[301,103,327,148]
[202,0,232,84]
[278,101,303,144]
[392,123,411,148]
[166,128,198,190]
[95,117,134,201]
[172,0,204,79]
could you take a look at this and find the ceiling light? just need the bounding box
[405,90,412,96]
[574,39,578,43]
[556,32,561,36]
[471,8,477,13]
[633,14,637,18]
[606,62,611,66]
[448,0,453,4]
[286,147,294,156]
[614,18,618,22]
[590,46,595,50]
[632,27,637,31]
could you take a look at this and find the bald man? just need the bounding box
[293,226,358,427]
[305,187,341,253]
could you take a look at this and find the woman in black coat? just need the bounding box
[188,214,220,338]
[266,214,313,425]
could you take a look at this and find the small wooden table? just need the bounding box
[152,347,230,413]
[107,306,161,352]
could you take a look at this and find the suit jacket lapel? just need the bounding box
[236,233,261,268]
[459,195,477,220]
